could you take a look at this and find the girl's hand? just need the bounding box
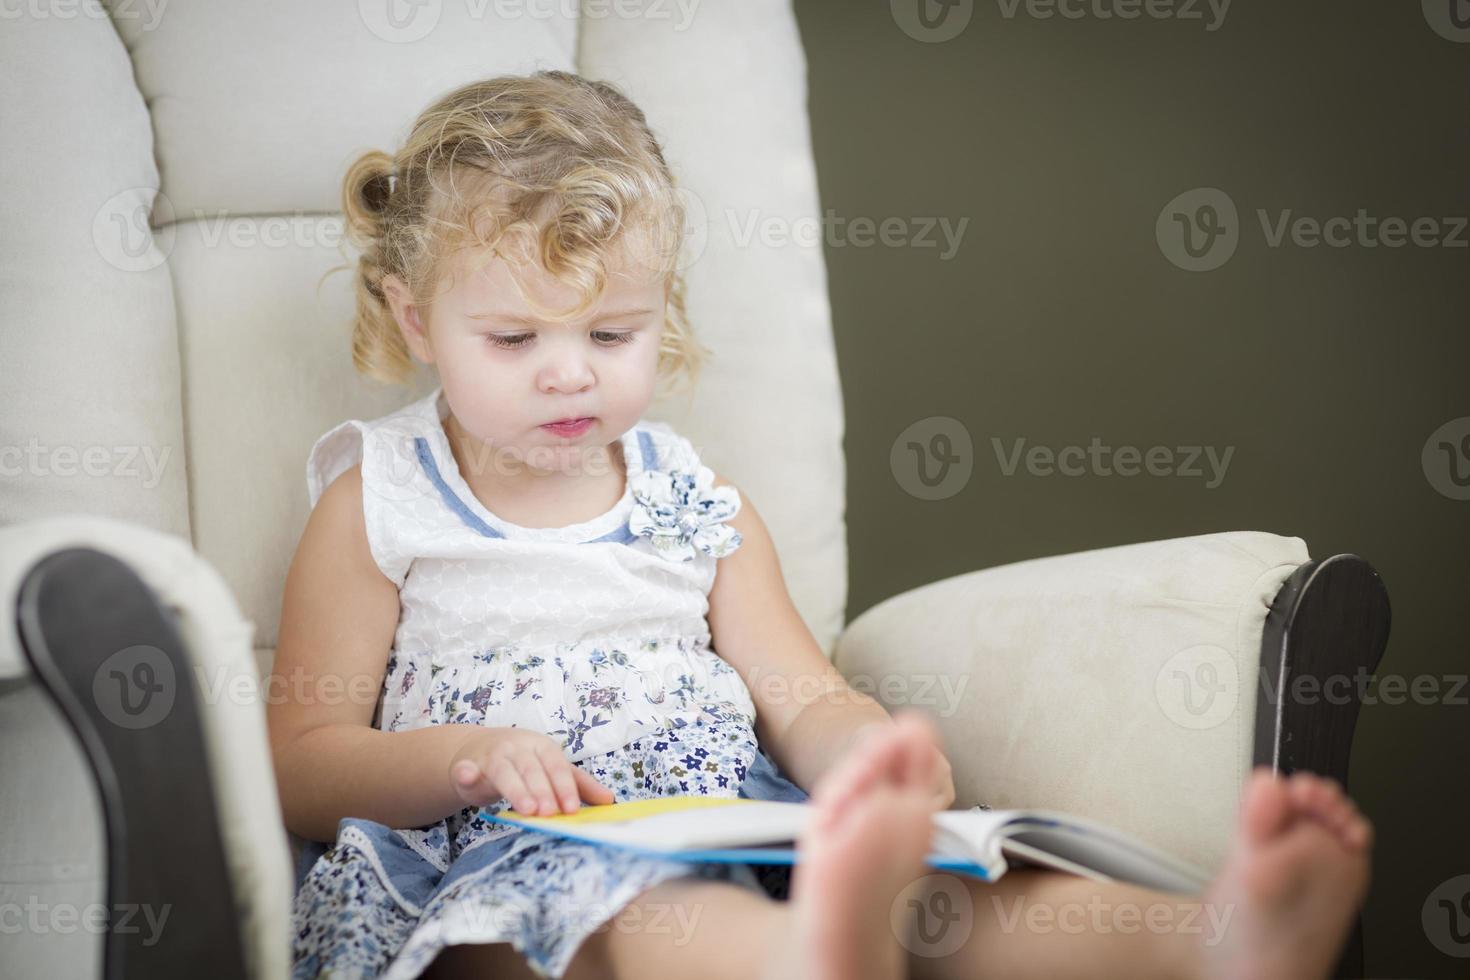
[449,727,616,815]
[927,742,957,811]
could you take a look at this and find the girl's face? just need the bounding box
[382,239,667,480]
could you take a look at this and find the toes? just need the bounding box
[811,714,945,837]
[1284,773,1377,853]
[1287,771,1317,807]
[811,725,905,827]
[1241,766,1292,846]
[1290,773,1355,830]
[811,758,872,831]
[814,730,886,800]
[1344,811,1374,850]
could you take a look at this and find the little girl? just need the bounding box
[269,70,1374,980]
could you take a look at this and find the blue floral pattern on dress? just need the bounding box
[629,463,742,561]
[291,717,805,980]
[379,636,755,753]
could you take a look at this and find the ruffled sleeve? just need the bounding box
[304,417,414,588]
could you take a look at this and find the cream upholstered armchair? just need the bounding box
[0,2,1386,978]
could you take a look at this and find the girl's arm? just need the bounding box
[266,465,482,842]
[705,474,956,810]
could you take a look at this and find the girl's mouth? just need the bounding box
[541,417,595,437]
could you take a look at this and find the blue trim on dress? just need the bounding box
[413,428,658,544]
[413,436,507,539]
[635,428,656,471]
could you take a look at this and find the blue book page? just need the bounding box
[478,809,996,881]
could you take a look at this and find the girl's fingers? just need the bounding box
[536,747,583,812]
[488,757,535,814]
[517,757,559,814]
[894,718,928,786]
[451,759,480,787]
[572,765,616,803]
[449,759,488,804]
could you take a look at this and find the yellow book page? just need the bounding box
[505,794,762,829]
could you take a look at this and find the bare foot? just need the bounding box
[762,711,943,980]
[1190,766,1373,980]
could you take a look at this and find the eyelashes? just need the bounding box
[487,331,636,351]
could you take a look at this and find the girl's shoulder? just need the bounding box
[303,388,442,588]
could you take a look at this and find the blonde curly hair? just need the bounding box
[327,70,708,401]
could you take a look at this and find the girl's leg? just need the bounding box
[420,878,788,980]
[574,875,792,980]
[897,766,1373,980]
[897,868,1202,980]
[587,717,944,980]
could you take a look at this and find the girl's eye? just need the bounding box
[486,331,635,350]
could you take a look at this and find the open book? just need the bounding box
[480,795,1211,894]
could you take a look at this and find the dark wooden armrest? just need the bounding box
[1254,554,1390,980]
[16,547,249,980]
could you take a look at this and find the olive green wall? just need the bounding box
[793,1,1469,975]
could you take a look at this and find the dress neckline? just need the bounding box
[416,385,645,543]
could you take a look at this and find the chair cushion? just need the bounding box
[0,3,188,535]
[147,0,847,658]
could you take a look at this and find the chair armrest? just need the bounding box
[833,530,1310,876]
[1,514,292,980]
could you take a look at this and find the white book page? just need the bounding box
[934,808,1211,893]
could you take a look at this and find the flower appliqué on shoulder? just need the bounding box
[629,463,743,561]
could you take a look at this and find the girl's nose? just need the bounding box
[538,345,595,394]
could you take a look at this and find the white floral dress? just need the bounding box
[290,385,809,980]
